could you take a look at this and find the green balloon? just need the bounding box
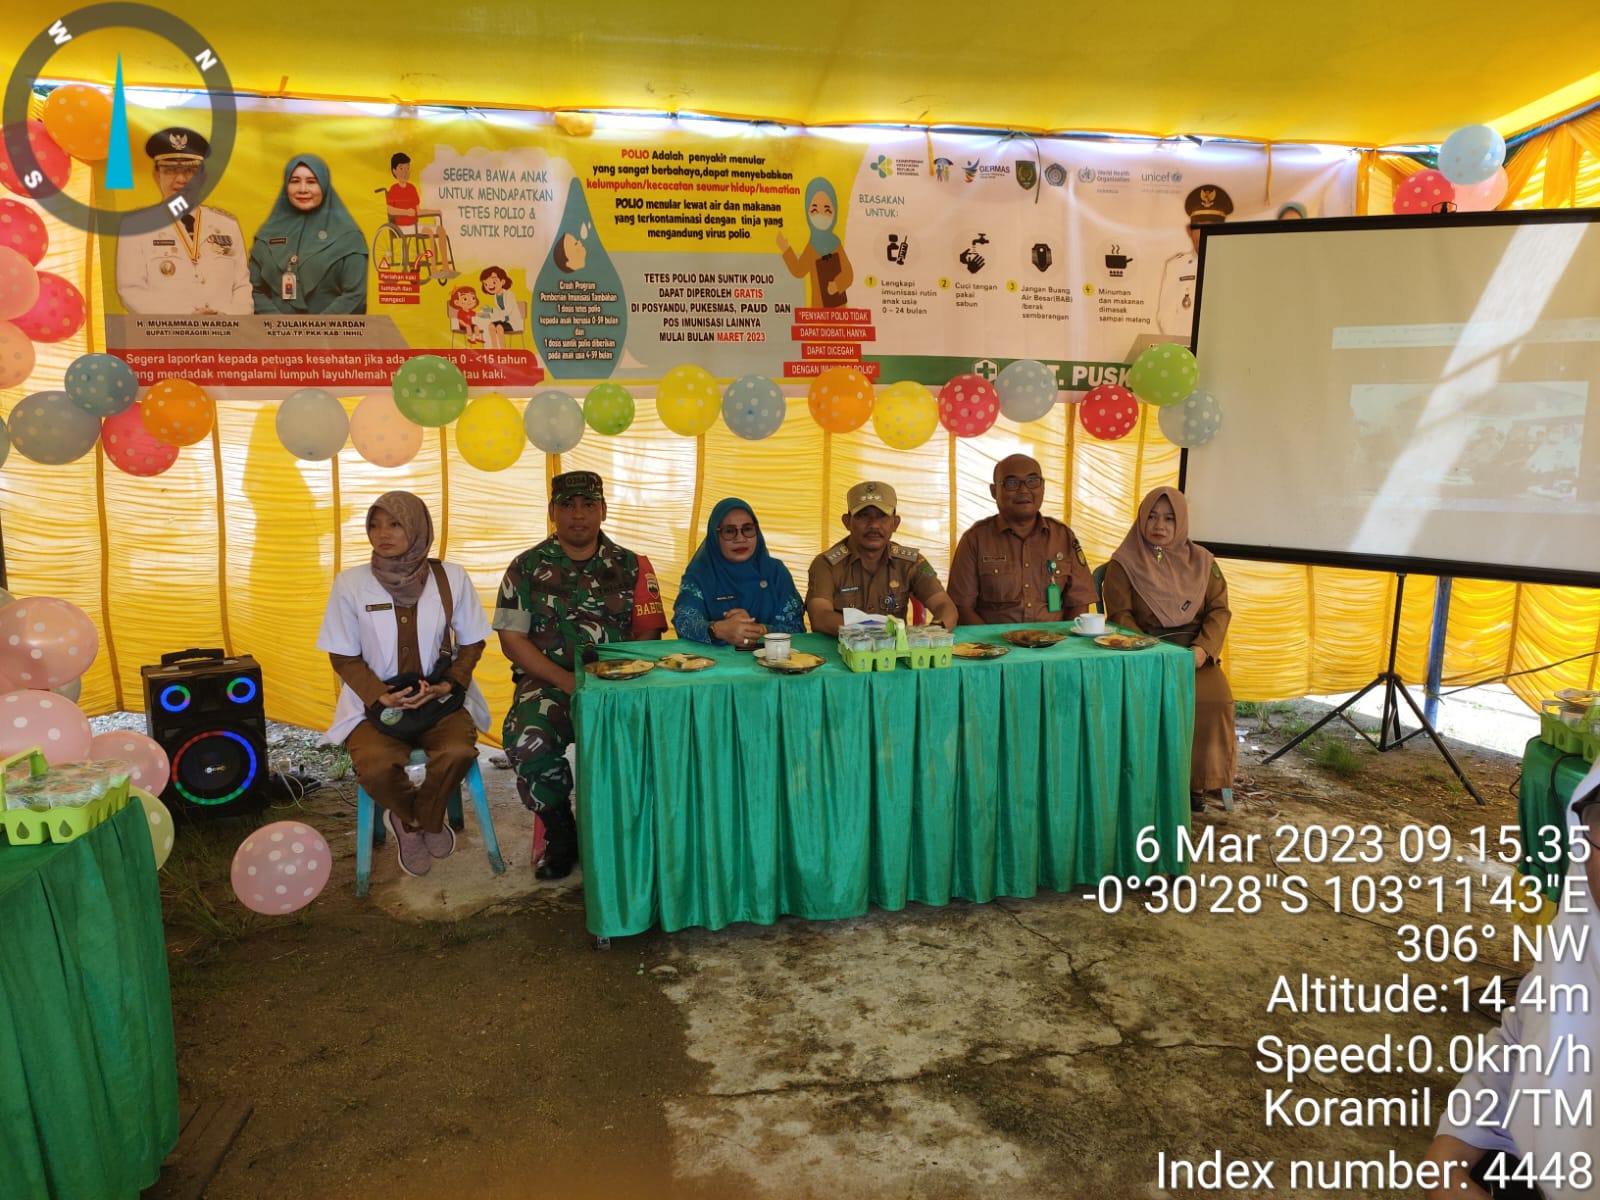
[584,383,635,436]
[392,355,469,427]
[1127,344,1199,408]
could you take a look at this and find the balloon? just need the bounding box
[141,378,214,446]
[0,121,72,199]
[807,366,874,434]
[0,321,33,388]
[102,402,180,476]
[64,353,139,417]
[994,360,1059,422]
[0,596,99,688]
[1393,169,1455,216]
[1438,124,1506,187]
[276,388,348,461]
[455,392,525,471]
[0,420,9,469]
[41,84,113,163]
[583,382,634,436]
[392,354,468,426]
[90,730,171,796]
[0,246,39,322]
[872,380,939,450]
[656,364,721,437]
[1127,344,1198,407]
[1157,389,1224,448]
[937,373,1000,438]
[1079,383,1139,440]
[231,821,333,915]
[0,197,49,264]
[1453,169,1509,213]
[524,389,585,453]
[8,390,100,464]
[721,375,786,441]
[11,270,84,342]
[0,690,93,763]
[349,393,423,467]
[131,786,175,870]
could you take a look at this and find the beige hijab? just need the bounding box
[1110,486,1214,628]
[368,491,433,606]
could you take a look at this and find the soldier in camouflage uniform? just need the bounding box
[805,481,959,635]
[493,471,665,879]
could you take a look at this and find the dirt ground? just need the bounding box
[139,691,1552,1200]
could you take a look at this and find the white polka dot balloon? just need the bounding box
[0,689,93,762]
[721,375,786,441]
[231,821,333,915]
[0,596,99,689]
[89,729,170,795]
[349,393,423,468]
[524,389,586,453]
[131,786,175,870]
[1157,389,1224,448]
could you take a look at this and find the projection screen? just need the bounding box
[1185,209,1600,588]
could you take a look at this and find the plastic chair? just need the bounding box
[355,748,505,896]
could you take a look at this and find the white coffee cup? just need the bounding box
[764,632,792,661]
[1074,612,1106,635]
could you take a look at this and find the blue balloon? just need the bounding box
[995,360,1059,422]
[523,390,585,454]
[1438,125,1506,187]
[63,353,139,418]
[721,375,786,441]
[1157,389,1223,448]
[8,391,102,464]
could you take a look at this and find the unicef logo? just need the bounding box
[1077,166,1096,184]
[1172,171,1183,184]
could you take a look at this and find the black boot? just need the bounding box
[535,804,578,880]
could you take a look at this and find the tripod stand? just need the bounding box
[1264,573,1484,804]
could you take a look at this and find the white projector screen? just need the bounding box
[1186,209,1600,587]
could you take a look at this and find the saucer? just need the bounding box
[754,649,825,674]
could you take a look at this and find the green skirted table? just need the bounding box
[574,627,1196,938]
[0,799,178,1199]
[1518,735,1594,902]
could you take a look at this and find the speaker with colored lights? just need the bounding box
[141,648,269,818]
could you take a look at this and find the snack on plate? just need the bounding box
[951,642,1009,659]
[1094,633,1159,650]
[659,653,716,672]
[755,650,825,673]
[584,659,655,679]
[1000,629,1068,648]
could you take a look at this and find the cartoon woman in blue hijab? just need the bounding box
[777,177,852,309]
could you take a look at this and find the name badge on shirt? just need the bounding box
[365,602,394,612]
[839,585,860,595]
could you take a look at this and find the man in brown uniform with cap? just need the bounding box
[947,454,1097,625]
[806,481,958,635]
[1156,182,1232,338]
[116,127,252,315]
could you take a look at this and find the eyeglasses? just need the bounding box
[718,523,757,541]
[999,474,1044,492]
[156,163,201,178]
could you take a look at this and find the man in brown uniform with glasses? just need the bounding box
[947,453,1097,625]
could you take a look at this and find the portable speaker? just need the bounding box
[141,648,269,818]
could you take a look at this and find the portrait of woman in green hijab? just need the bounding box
[248,154,369,314]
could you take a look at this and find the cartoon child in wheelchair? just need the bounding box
[372,152,459,284]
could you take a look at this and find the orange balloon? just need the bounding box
[140,378,215,446]
[806,366,874,434]
[41,85,113,163]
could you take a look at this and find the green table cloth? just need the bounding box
[1518,735,1593,902]
[0,799,178,1199]
[574,627,1195,938]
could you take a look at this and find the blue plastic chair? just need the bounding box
[355,748,505,896]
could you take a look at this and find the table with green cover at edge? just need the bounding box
[573,625,1196,939]
[0,798,179,1200]
[1518,735,1593,904]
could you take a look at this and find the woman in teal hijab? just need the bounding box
[673,498,804,646]
[776,176,852,309]
[249,154,368,314]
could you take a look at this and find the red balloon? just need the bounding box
[937,373,1000,438]
[1393,169,1456,216]
[103,402,180,476]
[0,121,72,199]
[1079,383,1139,440]
[12,271,84,342]
[0,198,48,265]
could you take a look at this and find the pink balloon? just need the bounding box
[937,373,1001,438]
[1453,169,1509,213]
[102,401,180,477]
[349,393,423,467]
[11,271,84,342]
[0,121,72,199]
[231,821,333,915]
[89,729,170,795]
[1393,169,1456,215]
[0,320,34,388]
[0,245,39,322]
[0,596,100,688]
[0,689,93,763]
[0,198,49,265]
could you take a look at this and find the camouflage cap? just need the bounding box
[145,127,210,163]
[551,470,604,503]
[846,480,897,516]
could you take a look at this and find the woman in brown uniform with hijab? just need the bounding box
[1101,486,1235,812]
